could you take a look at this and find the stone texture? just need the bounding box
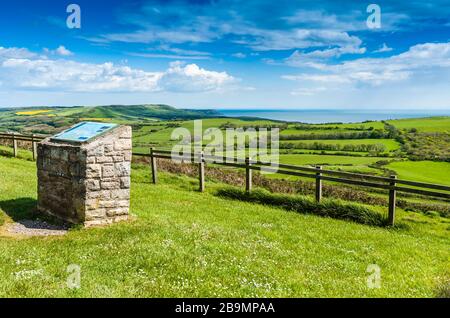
[37,125,132,227]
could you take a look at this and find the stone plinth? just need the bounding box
[37,124,132,227]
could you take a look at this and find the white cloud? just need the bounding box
[283,10,411,32]
[233,27,364,52]
[283,42,450,86]
[373,43,393,53]
[97,27,217,45]
[55,45,73,56]
[128,45,212,60]
[285,45,366,67]
[0,47,236,93]
[290,86,327,96]
[128,52,210,60]
[91,9,366,57]
[232,52,246,58]
[0,47,37,59]
[156,45,211,57]
[44,45,74,56]
[159,61,236,92]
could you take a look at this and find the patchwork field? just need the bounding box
[1,106,449,186]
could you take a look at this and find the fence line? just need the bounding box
[0,132,45,160]
[1,132,449,226]
[145,149,450,226]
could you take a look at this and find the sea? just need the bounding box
[218,109,450,124]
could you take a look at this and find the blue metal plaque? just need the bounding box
[52,122,117,143]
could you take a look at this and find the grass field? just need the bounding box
[287,121,386,130]
[280,128,359,135]
[386,161,450,186]
[0,155,449,297]
[388,117,450,133]
[280,139,400,152]
[278,154,387,166]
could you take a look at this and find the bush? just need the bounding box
[216,188,388,227]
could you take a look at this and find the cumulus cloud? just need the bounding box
[0,47,236,93]
[159,61,236,92]
[55,45,73,56]
[44,45,74,56]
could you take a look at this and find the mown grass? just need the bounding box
[0,156,449,297]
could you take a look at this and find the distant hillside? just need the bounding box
[67,104,221,120]
[0,104,222,134]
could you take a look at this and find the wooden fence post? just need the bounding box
[12,133,18,157]
[388,175,397,226]
[32,134,37,161]
[198,152,205,192]
[315,165,322,202]
[150,148,157,184]
[245,157,252,193]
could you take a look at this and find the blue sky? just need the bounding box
[1,0,450,109]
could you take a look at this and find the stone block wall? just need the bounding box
[37,125,131,226]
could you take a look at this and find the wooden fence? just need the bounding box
[0,132,45,160]
[137,148,450,226]
[1,132,449,226]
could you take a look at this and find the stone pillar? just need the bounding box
[37,125,132,227]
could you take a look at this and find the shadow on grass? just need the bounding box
[0,148,14,158]
[0,148,33,161]
[0,197,37,221]
[0,197,72,231]
[216,187,392,227]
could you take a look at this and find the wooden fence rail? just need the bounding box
[145,149,450,226]
[1,132,449,226]
[0,132,45,160]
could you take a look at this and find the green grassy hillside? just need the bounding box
[0,155,448,297]
[0,104,221,134]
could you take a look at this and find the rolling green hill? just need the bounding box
[0,104,222,134]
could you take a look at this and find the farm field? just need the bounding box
[387,117,450,133]
[309,121,386,130]
[278,154,387,166]
[386,161,450,186]
[280,139,400,152]
[0,156,449,297]
[133,118,275,143]
[280,128,360,135]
